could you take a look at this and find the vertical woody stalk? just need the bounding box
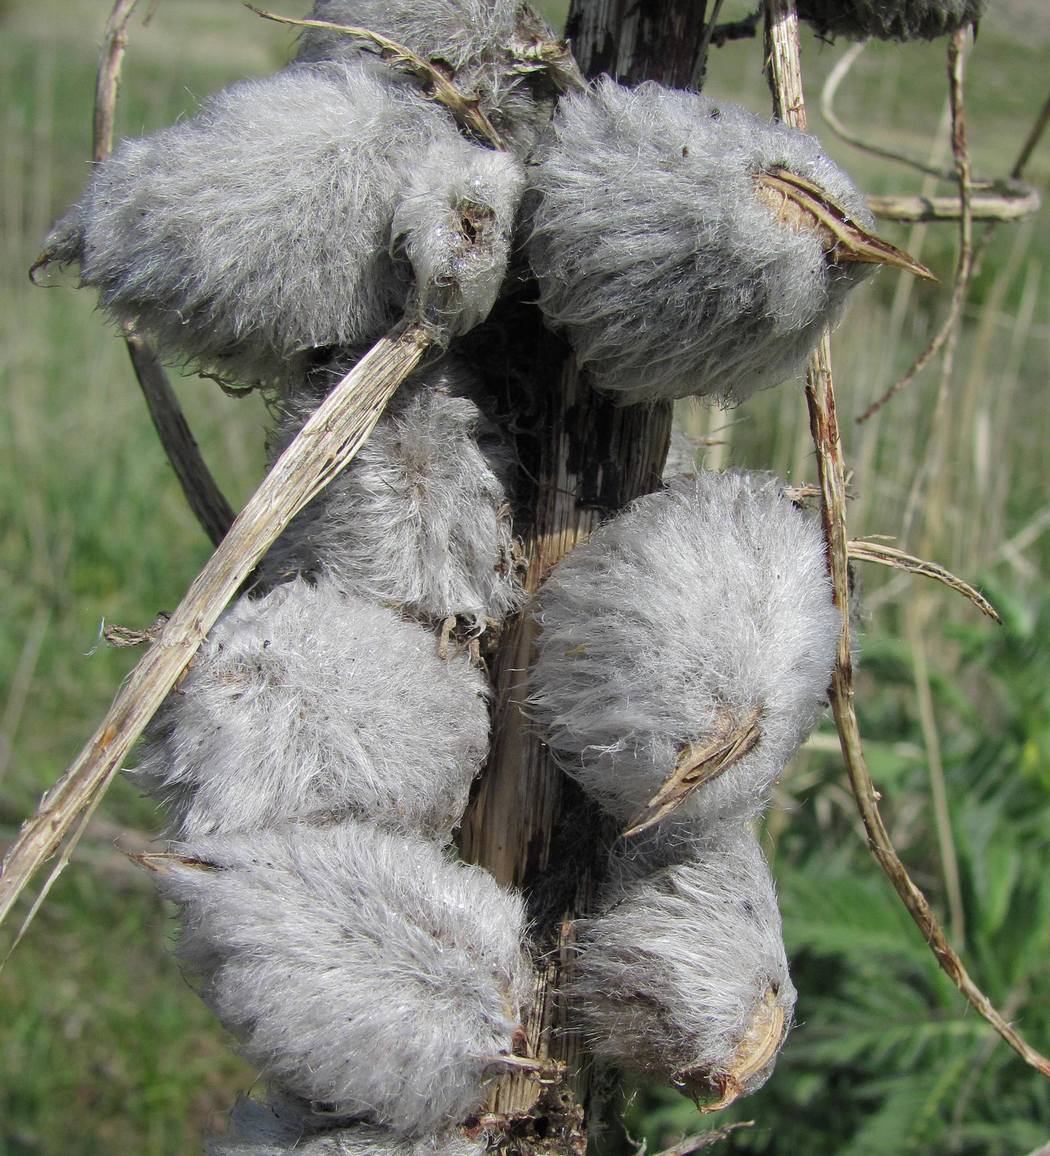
[763,0,1050,1078]
[458,2,711,1147]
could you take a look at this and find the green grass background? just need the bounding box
[0,1,1047,1153]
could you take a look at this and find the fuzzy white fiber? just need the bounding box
[43,59,523,388]
[159,822,531,1136]
[530,471,841,828]
[207,1095,487,1155]
[296,1,559,154]
[797,0,984,39]
[571,824,796,1096]
[133,577,489,840]
[528,79,875,404]
[262,359,522,626]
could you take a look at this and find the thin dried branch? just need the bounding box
[0,321,430,937]
[1010,87,1050,180]
[868,184,1040,222]
[820,41,959,182]
[95,0,235,546]
[651,1122,756,1155]
[764,0,1050,1080]
[846,539,1001,621]
[245,5,507,149]
[858,31,975,424]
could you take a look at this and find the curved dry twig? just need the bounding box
[245,4,507,149]
[857,30,975,424]
[847,539,1001,622]
[0,322,430,941]
[820,41,957,182]
[765,0,1050,1081]
[94,0,235,546]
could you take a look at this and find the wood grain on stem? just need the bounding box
[458,4,713,1143]
[95,0,235,547]
[764,0,1050,1079]
[0,323,429,933]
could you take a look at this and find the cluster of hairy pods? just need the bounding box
[40,0,951,1147]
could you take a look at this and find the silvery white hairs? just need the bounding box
[157,821,531,1136]
[797,0,985,40]
[42,58,523,388]
[571,823,796,1102]
[207,1095,487,1155]
[296,0,565,154]
[262,357,522,627]
[528,78,875,404]
[530,470,841,830]
[133,576,489,840]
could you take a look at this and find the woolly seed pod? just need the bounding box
[262,358,522,628]
[528,79,878,405]
[152,822,532,1136]
[41,59,523,388]
[207,1095,487,1155]
[571,823,796,1108]
[133,576,489,840]
[797,0,984,40]
[296,1,567,154]
[530,471,841,834]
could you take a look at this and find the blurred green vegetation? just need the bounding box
[0,1,1047,1153]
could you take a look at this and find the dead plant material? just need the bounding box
[245,5,507,149]
[623,706,763,838]
[95,0,235,547]
[847,539,1001,622]
[0,321,430,943]
[764,0,1050,1081]
[858,30,975,424]
[754,168,935,280]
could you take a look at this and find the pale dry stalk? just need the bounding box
[0,322,430,934]
[764,0,1050,1079]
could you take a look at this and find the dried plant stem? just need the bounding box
[868,186,1039,223]
[652,1122,756,1155]
[846,539,1000,621]
[95,0,235,546]
[820,41,957,182]
[245,5,506,149]
[858,31,974,425]
[0,322,430,935]
[764,0,1050,1079]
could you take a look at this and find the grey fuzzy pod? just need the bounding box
[159,822,531,1136]
[528,79,874,404]
[133,576,489,840]
[43,59,523,388]
[296,1,561,154]
[571,823,796,1101]
[797,0,984,40]
[261,359,522,627]
[530,471,841,830]
[207,1095,487,1155]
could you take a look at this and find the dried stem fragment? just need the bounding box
[94,0,235,547]
[764,0,1050,1080]
[847,539,1001,621]
[0,321,430,938]
[246,5,507,149]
